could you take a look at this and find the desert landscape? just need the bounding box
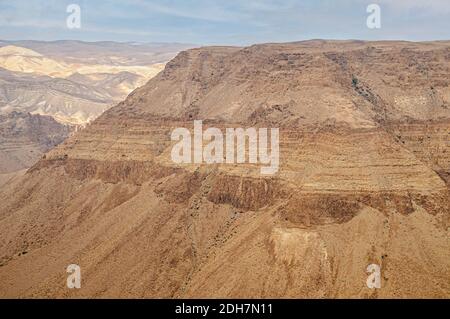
[0,40,193,187]
[0,40,448,298]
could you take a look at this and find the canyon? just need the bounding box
[0,40,449,298]
[0,40,193,178]
[0,41,194,125]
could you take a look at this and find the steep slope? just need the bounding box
[0,44,168,79]
[0,68,114,125]
[0,41,449,298]
[0,111,71,175]
[0,65,166,125]
[0,42,192,126]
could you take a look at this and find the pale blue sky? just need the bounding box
[0,0,449,45]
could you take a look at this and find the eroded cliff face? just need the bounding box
[0,40,449,298]
[0,111,72,189]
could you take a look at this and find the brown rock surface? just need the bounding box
[0,111,71,174]
[0,40,449,298]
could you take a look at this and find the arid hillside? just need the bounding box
[0,45,167,125]
[0,40,449,298]
[0,111,71,186]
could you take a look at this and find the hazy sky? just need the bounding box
[1,0,449,45]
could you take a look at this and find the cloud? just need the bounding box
[0,0,448,44]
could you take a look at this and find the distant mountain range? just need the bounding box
[0,40,196,66]
[0,111,71,186]
[1,40,448,298]
[0,41,195,125]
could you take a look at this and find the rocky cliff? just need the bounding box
[0,40,449,298]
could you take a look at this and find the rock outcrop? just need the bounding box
[0,40,449,298]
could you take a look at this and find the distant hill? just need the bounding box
[0,111,71,174]
[0,40,193,183]
[0,40,196,66]
[0,67,114,125]
[0,41,195,125]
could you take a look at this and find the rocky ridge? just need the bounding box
[0,40,449,298]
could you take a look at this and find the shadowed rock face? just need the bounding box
[0,111,71,174]
[0,40,449,298]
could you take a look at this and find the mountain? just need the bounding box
[66,71,144,99]
[0,45,70,77]
[0,67,115,125]
[0,111,71,185]
[0,42,194,125]
[1,40,196,66]
[0,40,449,298]
[0,44,167,81]
[0,45,42,57]
[0,41,192,187]
[0,66,161,125]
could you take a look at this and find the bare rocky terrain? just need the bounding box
[0,111,71,185]
[0,66,116,125]
[0,40,449,298]
[0,41,192,179]
[0,44,178,125]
